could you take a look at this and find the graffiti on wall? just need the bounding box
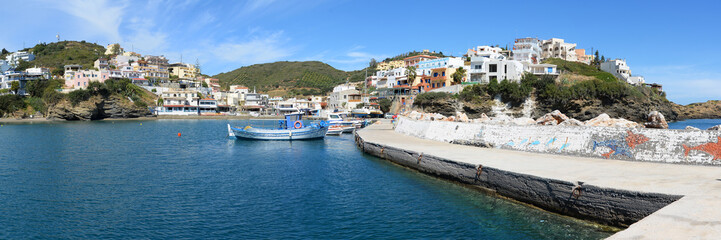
[593,131,650,159]
[683,137,721,161]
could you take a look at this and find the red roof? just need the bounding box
[201,98,215,101]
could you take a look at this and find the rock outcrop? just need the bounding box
[709,125,721,131]
[644,111,669,129]
[536,110,570,125]
[584,113,640,128]
[685,126,701,131]
[47,95,151,121]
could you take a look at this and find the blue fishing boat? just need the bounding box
[228,113,328,140]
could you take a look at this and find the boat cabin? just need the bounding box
[281,113,305,129]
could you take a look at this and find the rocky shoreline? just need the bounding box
[402,109,721,131]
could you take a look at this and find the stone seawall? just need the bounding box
[395,117,721,165]
[354,131,681,227]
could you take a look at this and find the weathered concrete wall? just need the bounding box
[354,132,682,227]
[395,117,721,165]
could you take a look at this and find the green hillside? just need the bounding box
[213,61,373,96]
[15,41,106,74]
[542,58,617,82]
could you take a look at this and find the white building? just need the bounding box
[156,90,220,116]
[467,46,505,60]
[415,57,465,76]
[512,38,542,63]
[541,38,577,61]
[0,67,50,95]
[601,59,645,85]
[468,57,525,83]
[328,83,360,111]
[5,51,35,66]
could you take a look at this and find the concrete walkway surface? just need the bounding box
[358,121,721,239]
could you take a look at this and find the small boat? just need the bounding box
[341,125,356,133]
[351,107,371,118]
[228,113,328,140]
[326,125,343,136]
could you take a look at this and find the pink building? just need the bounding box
[64,70,110,89]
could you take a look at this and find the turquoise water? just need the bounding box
[0,120,611,239]
[668,119,721,130]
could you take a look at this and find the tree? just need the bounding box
[10,81,19,94]
[202,81,209,88]
[451,67,466,84]
[601,55,606,63]
[109,44,121,55]
[379,98,392,113]
[406,66,417,83]
[1,48,8,55]
[369,58,377,69]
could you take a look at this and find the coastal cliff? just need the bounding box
[47,94,151,120]
[674,100,721,120]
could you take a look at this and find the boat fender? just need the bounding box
[294,121,302,129]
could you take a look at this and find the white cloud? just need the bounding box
[211,31,294,65]
[52,0,126,42]
[327,48,388,66]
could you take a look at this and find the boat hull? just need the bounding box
[230,125,328,140]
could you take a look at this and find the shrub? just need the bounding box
[414,92,452,105]
[43,89,65,105]
[67,89,92,105]
[24,97,46,114]
[0,94,26,116]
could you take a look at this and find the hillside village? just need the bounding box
[0,37,672,120]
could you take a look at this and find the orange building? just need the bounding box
[403,55,438,67]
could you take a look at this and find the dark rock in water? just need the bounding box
[47,95,151,121]
[644,111,669,129]
[451,139,494,148]
[708,125,721,131]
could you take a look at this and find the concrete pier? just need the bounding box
[355,120,721,239]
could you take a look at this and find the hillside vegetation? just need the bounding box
[213,61,372,96]
[415,58,677,122]
[542,58,617,83]
[15,41,106,74]
[383,50,449,62]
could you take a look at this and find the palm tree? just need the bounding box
[406,66,417,84]
[452,67,466,84]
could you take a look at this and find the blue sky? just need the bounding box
[1,0,719,104]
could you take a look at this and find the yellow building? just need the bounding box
[169,63,199,80]
[376,60,404,71]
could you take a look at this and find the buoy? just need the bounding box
[140,123,142,125]
[178,132,181,137]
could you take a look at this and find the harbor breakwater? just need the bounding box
[354,124,682,228]
[395,117,721,166]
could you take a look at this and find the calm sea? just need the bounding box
[668,119,721,130]
[0,120,611,239]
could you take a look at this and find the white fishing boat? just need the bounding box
[326,125,343,136]
[228,113,328,140]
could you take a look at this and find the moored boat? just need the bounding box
[228,113,328,140]
[326,125,343,136]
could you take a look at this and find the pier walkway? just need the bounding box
[357,121,721,239]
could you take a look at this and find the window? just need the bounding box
[442,72,445,76]
[489,64,497,73]
[504,65,507,74]
[433,73,438,77]
[442,83,446,87]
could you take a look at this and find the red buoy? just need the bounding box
[178,132,181,137]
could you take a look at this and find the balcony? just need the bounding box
[430,76,448,81]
